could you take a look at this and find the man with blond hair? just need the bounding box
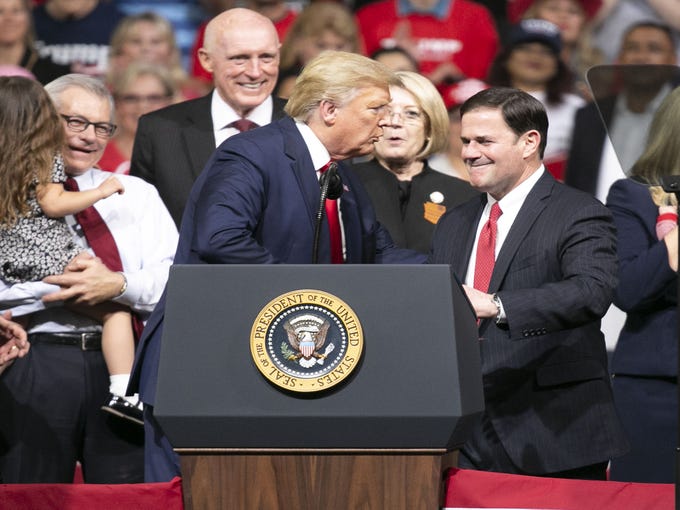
[130,7,287,227]
[130,51,425,481]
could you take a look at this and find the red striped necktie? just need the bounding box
[229,119,258,132]
[319,161,343,264]
[473,202,502,292]
[64,177,144,339]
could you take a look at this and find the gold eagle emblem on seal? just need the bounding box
[250,289,363,393]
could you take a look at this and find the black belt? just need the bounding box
[28,332,102,351]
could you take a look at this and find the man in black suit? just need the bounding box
[429,87,628,479]
[130,8,287,226]
[565,22,678,203]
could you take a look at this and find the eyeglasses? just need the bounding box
[388,108,424,125]
[60,114,117,138]
[116,94,172,105]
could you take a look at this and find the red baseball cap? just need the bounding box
[443,78,489,111]
[507,0,603,23]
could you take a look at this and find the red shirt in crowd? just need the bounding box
[356,0,498,84]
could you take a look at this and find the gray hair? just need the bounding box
[45,74,116,123]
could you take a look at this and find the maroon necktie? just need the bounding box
[319,162,343,264]
[64,177,144,339]
[473,202,502,293]
[228,119,258,132]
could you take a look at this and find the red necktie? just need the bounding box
[64,177,144,339]
[319,162,343,264]
[229,119,258,132]
[473,202,502,293]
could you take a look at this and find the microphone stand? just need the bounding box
[661,175,680,507]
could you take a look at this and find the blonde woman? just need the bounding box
[101,62,176,174]
[275,2,360,98]
[351,71,478,253]
[108,12,208,100]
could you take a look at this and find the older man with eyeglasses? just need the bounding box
[0,74,178,483]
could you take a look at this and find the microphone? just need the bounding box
[320,162,343,200]
[312,163,344,263]
[662,176,680,194]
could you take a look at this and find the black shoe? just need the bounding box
[101,394,144,426]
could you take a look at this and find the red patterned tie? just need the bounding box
[64,177,144,339]
[319,162,343,264]
[473,202,502,292]
[228,119,258,132]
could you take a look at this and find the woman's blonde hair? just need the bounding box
[630,86,680,207]
[108,61,178,100]
[0,76,64,226]
[284,51,399,122]
[108,12,186,84]
[279,3,360,70]
[394,71,449,159]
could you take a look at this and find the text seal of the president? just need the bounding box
[250,289,363,393]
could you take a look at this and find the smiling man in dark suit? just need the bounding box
[130,7,287,226]
[429,87,628,479]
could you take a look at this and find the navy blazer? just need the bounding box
[429,171,629,474]
[130,117,424,404]
[130,93,287,226]
[606,178,677,376]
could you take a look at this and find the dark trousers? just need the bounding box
[459,412,608,481]
[143,404,181,482]
[610,374,677,483]
[0,342,144,483]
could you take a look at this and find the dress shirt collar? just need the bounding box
[465,165,545,286]
[211,90,273,145]
[491,164,545,228]
[294,120,332,172]
[67,167,97,187]
[398,0,452,19]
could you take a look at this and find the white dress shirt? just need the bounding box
[465,166,545,287]
[295,121,347,259]
[0,168,179,333]
[211,90,273,147]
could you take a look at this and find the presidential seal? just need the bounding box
[250,289,363,393]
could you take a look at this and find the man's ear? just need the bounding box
[522,129,541,158]
[319,99,338,126]
[198,48,213,74]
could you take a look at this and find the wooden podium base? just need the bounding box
[178,449,458,510]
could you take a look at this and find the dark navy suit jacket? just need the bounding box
[130,117,424,405]
[428,171,629,474]
[606,178,677,376]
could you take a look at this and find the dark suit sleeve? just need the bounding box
[500,200,618,337]
[191,144,278,264]
[130,114,156,186]
[373,222,426,264]
[606,179,676,312]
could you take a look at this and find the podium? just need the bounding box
[155,264,484,510]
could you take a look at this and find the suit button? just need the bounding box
[522,331,529,337]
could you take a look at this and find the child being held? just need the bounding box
[0,76,141,424]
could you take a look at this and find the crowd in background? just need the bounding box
[2,0,677,183]
[1,0,680,487]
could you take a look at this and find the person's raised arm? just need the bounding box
[36,176,124,218]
